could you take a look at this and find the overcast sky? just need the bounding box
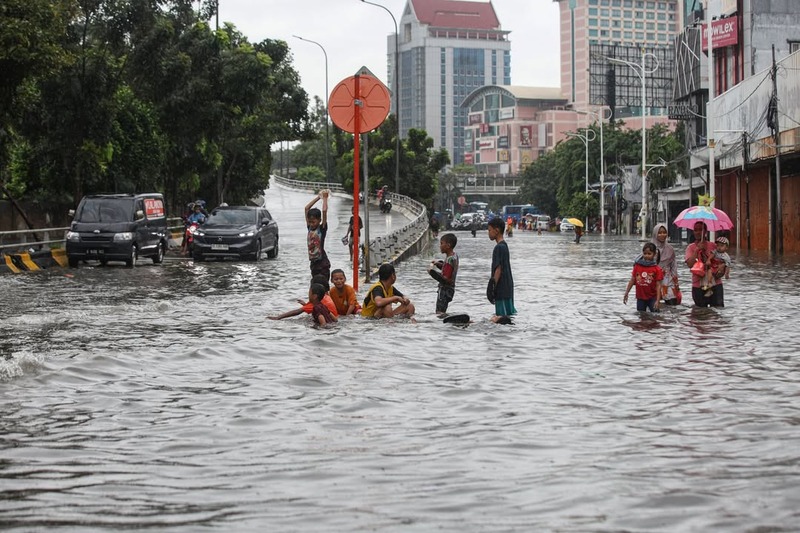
[217,0,562,104]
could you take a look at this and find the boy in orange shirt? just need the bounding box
[329,269,361,316]
[268,275,338,320]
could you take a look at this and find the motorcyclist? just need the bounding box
[181,203,207,255]
[379,186,391,212]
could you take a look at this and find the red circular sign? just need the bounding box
[329,74,391,133]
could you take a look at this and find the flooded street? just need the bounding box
[1,185,799,531]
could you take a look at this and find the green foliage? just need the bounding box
[296,166,326,182]
[1,0,311,214]
[519,120,685,219]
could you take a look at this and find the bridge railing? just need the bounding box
[270,175,430,276]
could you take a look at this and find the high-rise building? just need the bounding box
[553,0,683,125]
[392,0,511,165]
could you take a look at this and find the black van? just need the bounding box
[65,193,169,267]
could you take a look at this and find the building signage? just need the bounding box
[498,108,514,120]
[480,123,490,134]
[464,153,474,164]
[469,113,482,125]
[497,149,509,162]
[702,17,738,51]
[668,103,699,120]
[498,136,509,149]
[478,139,495,149]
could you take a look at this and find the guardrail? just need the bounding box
[0,227,70,252]
[270,175,430,276]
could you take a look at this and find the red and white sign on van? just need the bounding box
[702,16,738,51]
[145,198,165,218]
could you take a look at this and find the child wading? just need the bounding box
[427,233,459,316]
[623,242,664,312]
[487,218,516,323]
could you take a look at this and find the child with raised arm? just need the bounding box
[305,190,331,280]
[427,233,459,316]
[623,242,664,312]
[329,268,361,316]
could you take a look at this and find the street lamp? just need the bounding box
[567,129,596,229]
[293,35,331,183]
[576,108,608,234]
[360,0,400,195]
[608,49,659,240]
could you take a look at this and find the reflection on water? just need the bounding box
[1,188,799,531]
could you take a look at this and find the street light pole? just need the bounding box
[361,0,401,195]
[609,50,658,240]
[293,35,331,183]
[576,108,607,234]
[567,129,596,229]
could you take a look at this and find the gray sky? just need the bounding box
[217,0,562,104]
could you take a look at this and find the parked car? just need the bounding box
[560,218,575,232]
[65,193,169,267]
[192,205,278,261]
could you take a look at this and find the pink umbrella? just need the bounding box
[673,205,733,232]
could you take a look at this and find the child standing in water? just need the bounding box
[623,242,664,312]
[305,190,330,280]
[488,217,516,323]
[427,233,459,316]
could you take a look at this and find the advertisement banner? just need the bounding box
[144,198,165,218]
[497,149,509,162]
[519,125,532,146]
[498,108,514,120]
[469,113,482,125]
[702,17,738,51]
[478,139,495,149]
[520,150,533,166]
[480,123,489,134]
[464,153,474,164]
[498,136,509,149]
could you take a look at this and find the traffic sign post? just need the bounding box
[329,69,390,289]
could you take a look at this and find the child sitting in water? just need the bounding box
[309,282,337,326]
[623,242,664,312]
[329,269,361,316]
[268,275,338,320]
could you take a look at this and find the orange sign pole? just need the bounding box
[328,69,390,292]
[352,75,361,290]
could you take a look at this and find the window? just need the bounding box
[589,18,598,26]
[790,41,800,54]
[589,7,598,15]
[589,28,599,37]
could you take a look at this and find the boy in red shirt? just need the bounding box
[623,242,664,312]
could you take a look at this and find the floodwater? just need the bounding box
[1,185,799,532]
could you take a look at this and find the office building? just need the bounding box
[392,0,511,165]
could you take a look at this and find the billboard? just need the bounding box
[702,17,738,51]
[477,139,495,149]
[497,149,509,162]
[469,113,482,125]
[519,125,532,146]
[498,136,509,149]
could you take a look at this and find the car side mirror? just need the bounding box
[135,210,145,220]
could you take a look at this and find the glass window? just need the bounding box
[624,31,633,39]
[600,8,609,16]
[612,9,621,16]
[635,21,643,29]
[624,10,632,17]
[589,18,598,26]
[600,19,609,27]
[624,20,632,28]
[646,11,655,19]
[589,28,599,37]
[613,30,621,38]
[589,7,598,15]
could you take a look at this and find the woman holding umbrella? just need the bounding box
[675,196,733,308]
[683,221,725,307]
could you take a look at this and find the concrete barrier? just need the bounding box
[0,249,69,273]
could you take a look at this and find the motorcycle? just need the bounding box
[380,197,392,214]
[182,221,200,255]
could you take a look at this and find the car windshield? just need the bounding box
[77,198,134,223]
[207,209,255,225]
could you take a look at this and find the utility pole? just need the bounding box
[770,45,783,255]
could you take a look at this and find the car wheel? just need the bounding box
[267,237,279,259]
[152,241,165,264]
[125,245,138,267]
[68,256,79,268]
[99,259,108,266]
[193,251,205,262]
[252,240,262,261]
